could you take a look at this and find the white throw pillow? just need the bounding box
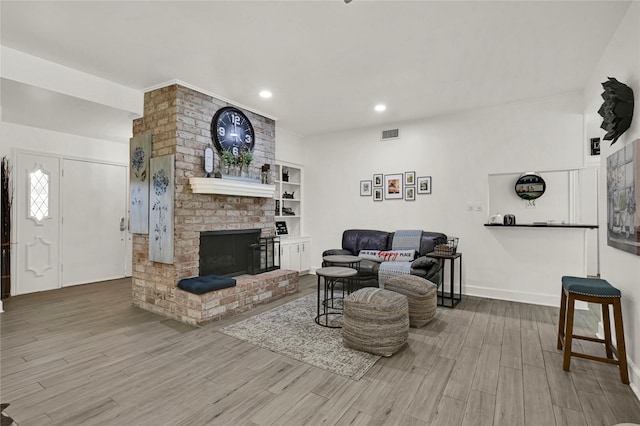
[358,249,416,262]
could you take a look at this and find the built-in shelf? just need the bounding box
[484,223,598,229]
[189,177,275,198]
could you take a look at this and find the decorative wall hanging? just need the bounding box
[373,188,383,201]
[130,133,152,234]
[149,155,175,264]
[598,77,634,146]
[360,180,372,196]
[515,172,545,206]
[417,176,432,194]
[606,139,639,256]
[373,174,383,187]
[404,171,415,186]
[405,187,415,201]
[384,174,403,200]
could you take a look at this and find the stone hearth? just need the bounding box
[131,83,298,325]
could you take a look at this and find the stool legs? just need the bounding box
[612,298,629,384]
[562,292,576,372]
[601,303,613,359]
[557,289,629,385]
[557,288,567,350]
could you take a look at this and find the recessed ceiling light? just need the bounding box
[374,104,386,112]
[259,90,272,99]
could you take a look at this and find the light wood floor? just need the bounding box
[1,275,639,426]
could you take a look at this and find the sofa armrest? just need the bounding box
[321,248,353,257]
[411,255,439,269]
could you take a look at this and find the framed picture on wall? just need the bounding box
[404,171,415,186]
[373,174,383,187]
[384,173,403,200]
[417,176,432,194]
[373,188,383,201]
[360,180,372,196]
[405,186,415,201]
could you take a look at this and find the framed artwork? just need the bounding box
[360,180,372,196]
[404,171,415,186]
[373,174,383,187]
[275,221,288,235]
[129,133,152,234]
[149,155,174,264]
[606,139,639,255]
[384,173,403,200]
[417,176,432,194]
[373,188,383,201]
[405,186,415,201]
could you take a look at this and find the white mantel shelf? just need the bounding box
[188,177,276,198]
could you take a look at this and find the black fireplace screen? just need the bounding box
[200,230,280,277]
[248,237,280,275]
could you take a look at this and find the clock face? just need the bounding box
[211,106,255,157]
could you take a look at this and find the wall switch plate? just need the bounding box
[474,204,482,212]
[467,204,474,211]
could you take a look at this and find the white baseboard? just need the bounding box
[465,284,589,310]
[596,325,640,402]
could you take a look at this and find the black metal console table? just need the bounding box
[425,252,462,308]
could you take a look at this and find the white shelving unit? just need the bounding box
[274,162,310,274]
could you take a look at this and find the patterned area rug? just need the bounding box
[221,294,381,380]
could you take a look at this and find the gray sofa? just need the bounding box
[322,229,447,287]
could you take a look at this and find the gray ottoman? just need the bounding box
[385,275,437,328]
[342,287,409,357]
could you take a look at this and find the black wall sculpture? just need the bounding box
[598,77,634,145]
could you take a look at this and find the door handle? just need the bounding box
[120,217,126,231]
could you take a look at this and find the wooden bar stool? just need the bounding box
[557,276,629,384]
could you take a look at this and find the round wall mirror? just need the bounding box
[515,172,546,200]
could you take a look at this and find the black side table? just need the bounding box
[425,252,462,308]
[315,266,358,328]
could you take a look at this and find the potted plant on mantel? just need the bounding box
[221,150,236,176]
[239,149,254,178]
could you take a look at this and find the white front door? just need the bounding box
[61,159,128,286]
[16,153,61,294]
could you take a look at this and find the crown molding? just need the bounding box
[143,79,278,121]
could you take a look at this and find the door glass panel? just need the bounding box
[30,168,49,222]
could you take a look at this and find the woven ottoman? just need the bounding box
[342,287,409,357]
[385,275,437,328]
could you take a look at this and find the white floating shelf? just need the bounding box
[189,177,275,198]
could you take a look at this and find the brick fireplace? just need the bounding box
[131,83,298,325]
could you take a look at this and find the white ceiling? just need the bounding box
[0,1,631,142]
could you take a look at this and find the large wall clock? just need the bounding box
[210,106,255,157]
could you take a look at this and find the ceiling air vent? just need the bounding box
[381,128,399,140]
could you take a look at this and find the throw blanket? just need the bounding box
[376,230,422,287]
[392,229,422,251]
[378,261,412,288]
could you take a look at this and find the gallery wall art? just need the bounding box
[149,155,175,264]
[607,139,639,256]
[129,133,152,234]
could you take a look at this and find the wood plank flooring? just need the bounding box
[2,275,640,425]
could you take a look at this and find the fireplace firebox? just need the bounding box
[200,229,261,277]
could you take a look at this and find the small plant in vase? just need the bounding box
[221,150,236,175]
[239,149,254,177]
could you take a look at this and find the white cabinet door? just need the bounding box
[289,242,301,272]
[280,243,291,271]
[300,239,311,272]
